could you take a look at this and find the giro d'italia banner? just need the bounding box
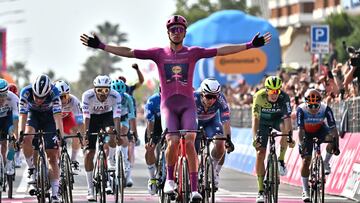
[184,10,281,87]
[0,28,6,71]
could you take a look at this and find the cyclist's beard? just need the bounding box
[96,94,108,102]
[169,36,183,46]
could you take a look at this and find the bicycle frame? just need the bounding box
[20,130,57,203]
[198,130,227,203]
[58,133,83,203]
[164,129,201,203]
[309,137,332,203]
[262,128,291,203]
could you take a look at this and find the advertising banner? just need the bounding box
[0,29,6,71]
[184,10,281,87]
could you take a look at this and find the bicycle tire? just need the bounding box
[157,151,167,203]
[270,154,279,203]
[198,154,205,202]
[0,156,3,203]
[181,157,190,203]
[204,156,215,203]
[116,151,125,203]
[38,156,47,203]
[61,153,73,203]
[99,152,107,203]
[7,174,13,199]
[315,157,325,203]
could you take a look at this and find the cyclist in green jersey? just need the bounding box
[252,76,295,203]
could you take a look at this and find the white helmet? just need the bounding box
[93,75,111,88]
[54,80,70,95]
[32,74,51,98]
[200,78,221,94]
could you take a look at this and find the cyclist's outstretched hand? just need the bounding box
[247,32,272,49]
[80,33,105,50]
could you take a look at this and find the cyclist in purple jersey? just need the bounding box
[81,14,271,201]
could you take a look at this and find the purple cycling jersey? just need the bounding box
[134,46,217,102]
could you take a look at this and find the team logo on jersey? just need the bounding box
[93,105,109,111]
[164,63,189,84]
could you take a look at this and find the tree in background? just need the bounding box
[174,0,261,25]
[326,12,360,63]
[7,61,31,88]
[73,21,127,96]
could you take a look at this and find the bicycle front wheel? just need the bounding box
[60,153,73,203]
[99,153,107,203]
[204,156,215,203]
[38,156,47,203]
[313,156,325,203]
[0,156,4,202]
[265,154,279,203]
[115,151,125,203]
[179,157,190,203]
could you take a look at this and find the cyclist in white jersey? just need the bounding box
[54,80,83,166]
[81,75,122,201]
[0,79,19,176]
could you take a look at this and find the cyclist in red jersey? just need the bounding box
[81,15,271,201]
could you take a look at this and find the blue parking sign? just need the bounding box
[311,25,329,54]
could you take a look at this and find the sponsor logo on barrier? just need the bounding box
[214,49,267,74]
[326,133,360,194]
[342,163,360,198]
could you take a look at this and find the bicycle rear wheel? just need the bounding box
[115,151,125,203]
[204,156,215,203]
[99,153,107,203]
[38,156,47,203]
[60,153,73,203]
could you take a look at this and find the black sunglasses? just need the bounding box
[307,103,320,109]
[203,94,218,100]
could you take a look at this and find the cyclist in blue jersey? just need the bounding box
[144,89,162,195]
[296,89,340,202]
[18,74,64,203]
[194,78,234,190]
[111,79,136,188]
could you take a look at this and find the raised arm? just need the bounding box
[80,33,135,58]
[217,32,272,56]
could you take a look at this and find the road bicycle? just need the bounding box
[86,129,121,203]
[198,129,227,203]
[309,137,339,203]
[19,130,56,203]
[150,132,166,203]
[259,128,292,203]
[164,128,203,203]
[58,133,83,203]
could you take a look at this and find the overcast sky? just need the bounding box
[1,0,176,83]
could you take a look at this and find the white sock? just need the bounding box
[324,152,332,164]
[25,156,34,168]
[71,149,79,162]
[302,176,309,192]
[50,179,59,197]
[215,164,222,174]
[86,171,93,190]
[108,147,116,160]
[212,158,220,169]
[121,146,129,169]
[147,164,156,179]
